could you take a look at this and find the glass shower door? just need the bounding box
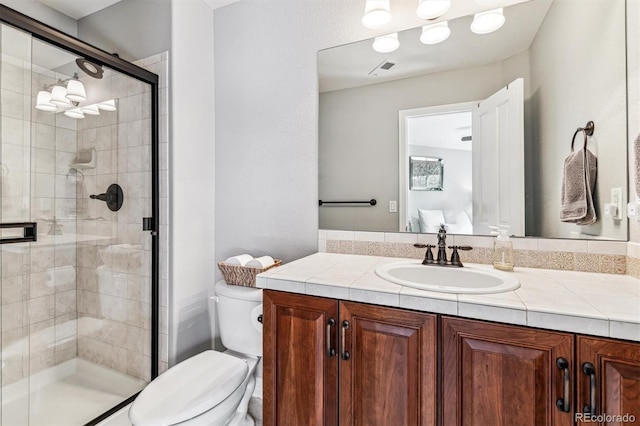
[0,18,155,425]
[1,22,35,426]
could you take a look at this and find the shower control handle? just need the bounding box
[89,183,124,212]
[90,193,112,202]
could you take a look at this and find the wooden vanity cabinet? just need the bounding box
[442,317,574,426]
[264,291,640,426]
[577,336,640,423]
[263,290,437,426]
[262,291,339,426]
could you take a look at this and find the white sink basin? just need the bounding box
[374,261,520,294]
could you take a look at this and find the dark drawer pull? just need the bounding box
[555,357,570,412]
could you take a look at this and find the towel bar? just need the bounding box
[571,121,595,151]
[319,199,377,206]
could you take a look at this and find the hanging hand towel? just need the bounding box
[561,131,597,225]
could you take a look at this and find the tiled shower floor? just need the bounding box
[2,358,144,426]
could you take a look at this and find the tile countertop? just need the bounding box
[256,253,640,342]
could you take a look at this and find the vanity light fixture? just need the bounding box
[420,21,450,44]
[416,0,451,20]
[470,8,505,34]
[81,104,101,115]
[35,91,57,111]
[65,79,87,102]
[372,32,400,53]
[64,108,85,119]
[97,99,117,111]
[362,0,391,29]
[49,85,73,107]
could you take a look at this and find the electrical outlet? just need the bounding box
[628,202,640,221]
[389,201,397,213]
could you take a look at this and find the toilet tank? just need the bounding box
[213,281,263,356]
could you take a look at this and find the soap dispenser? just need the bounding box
[490,227,514,272]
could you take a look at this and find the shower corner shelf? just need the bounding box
[70,148,96,170]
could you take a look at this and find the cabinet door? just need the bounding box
[577,336,640,424]
[263,291,339,426]
[339,301,437,426]
[442,317,574,426]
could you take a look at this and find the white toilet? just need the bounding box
[129,281,263,426]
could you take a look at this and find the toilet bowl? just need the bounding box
[129,282,262,426]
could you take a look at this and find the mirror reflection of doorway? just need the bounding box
[399,103,474,234]
[399,78,524,235]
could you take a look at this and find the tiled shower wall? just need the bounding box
[1,49,80,384]
[75,52,169,380]
[1,30,168,385]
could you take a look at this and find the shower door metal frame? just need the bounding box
[0,5,160,425]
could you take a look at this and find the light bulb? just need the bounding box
[64,108,85,119]
[470,8,505,34]
[97,99,117,111]
[372,33,400,53]
[362,0,391,29]
[36,91,57,112]
[416,0,451,20]
[420,21,450,44]
[50,85,72,107]
[65,79,86,102]
[81,104,100,115]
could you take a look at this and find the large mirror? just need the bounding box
[318,0,628,240]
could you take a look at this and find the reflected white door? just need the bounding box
[471,78,524,235]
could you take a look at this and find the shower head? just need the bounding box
[76,58,104,79]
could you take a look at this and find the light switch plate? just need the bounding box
[389,201,397,213]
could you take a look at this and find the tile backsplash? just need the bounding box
[319,230,638,277]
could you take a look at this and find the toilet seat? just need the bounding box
[129,350,249,426]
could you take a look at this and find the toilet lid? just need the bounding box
[129,350,249,426]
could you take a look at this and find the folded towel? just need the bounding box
[245,256,275,268]
[561,143,597,225]
[224,254,253,266]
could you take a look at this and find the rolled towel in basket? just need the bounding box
[224,254,253,266]
[245,256,275,268]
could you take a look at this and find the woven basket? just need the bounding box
[217,259,282,287]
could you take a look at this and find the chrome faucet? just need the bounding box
[414,224,473,267]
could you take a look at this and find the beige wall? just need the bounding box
[530,0,627,240]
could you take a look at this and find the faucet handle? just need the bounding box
[414,243,435,264]
[448,245,473,267]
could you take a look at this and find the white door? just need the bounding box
[471,78,524,235]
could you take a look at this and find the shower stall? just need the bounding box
[0,6,159,425]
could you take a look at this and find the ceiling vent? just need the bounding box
[368,60,396,77]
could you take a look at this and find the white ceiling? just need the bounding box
[319,0,554,93]
[408,111,472,151]
[37,0,123,19]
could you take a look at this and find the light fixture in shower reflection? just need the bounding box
[64,108,85,119]
[65,79,87,102]
[362,0,391,29]
[416,0,451,20]
[97,99,117,111]
[372,33,399,53]
[35,91,57,111]
[420,21,450,44]
[50,85,73,107]
[81,104,100,115]
[470,8,505,34]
